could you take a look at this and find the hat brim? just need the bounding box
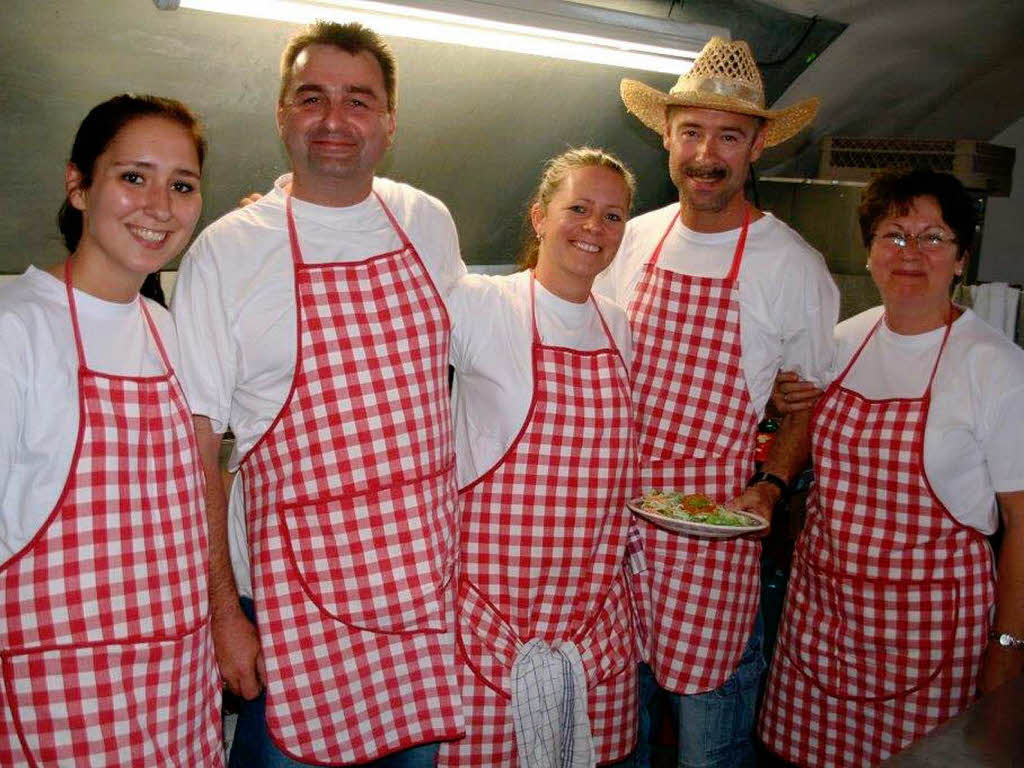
[620,78,820,148]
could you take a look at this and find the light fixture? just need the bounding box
[154,0,726,75]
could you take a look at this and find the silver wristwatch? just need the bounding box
[988,630,1024,650]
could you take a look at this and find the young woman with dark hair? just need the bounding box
[0,94,222,766]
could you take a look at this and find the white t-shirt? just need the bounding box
[0,266,183,562]
[832,306,1024,534]
[449,271,633,488]
[171,174,466,597]
[594,204,839,417]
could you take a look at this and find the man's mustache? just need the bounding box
[684,165,727,180]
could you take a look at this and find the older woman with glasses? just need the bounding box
[758,169,1024,767]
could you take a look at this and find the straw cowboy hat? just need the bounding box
[620,37,820,147]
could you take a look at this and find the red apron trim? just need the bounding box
[0,261,219,766]
[243,188,462,762]
[761,305,996,767]
[627,205,762,693]
[446,272,637,764]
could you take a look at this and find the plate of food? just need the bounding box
[627,491,767,539]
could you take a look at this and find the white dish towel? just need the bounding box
[971,282,1020,339]
[511,638,595,768]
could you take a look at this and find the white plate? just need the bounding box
[627,496,768,539]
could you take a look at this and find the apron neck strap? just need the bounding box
[285,194,302,266]
[63,259,88,366]
[650,203,751,285]
[139,296,174,373]
[529,271,616,350]
[649,210,680,268]
[529,270,541,343]
[63,259,170,373]
[924,305,956,392]
[723,205,751,284]
[372,191,413,250]
[836,304,956,397]
[285,188,413,267]
[589,293,617,349]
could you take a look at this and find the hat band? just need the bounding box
[671,76,763,109]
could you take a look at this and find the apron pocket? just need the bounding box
[1,623,218,767]
[782,560,959,702]
[456,578,520,697]
[280,467,457,633]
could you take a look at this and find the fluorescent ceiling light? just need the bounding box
[160,0,726,75]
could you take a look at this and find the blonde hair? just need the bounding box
[518,147,636,270]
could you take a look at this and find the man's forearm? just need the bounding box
[760,408,811,486]
[727,409,812,522]
[193,415,238,612]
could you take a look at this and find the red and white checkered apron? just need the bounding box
[439,274,638,766]
[626,207,761,694]
[0,263,221,767]
[759,312,996,767]
[240,194,463,763]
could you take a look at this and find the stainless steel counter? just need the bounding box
[882,675,1024,767]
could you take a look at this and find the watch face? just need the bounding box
[996,632,1024,649]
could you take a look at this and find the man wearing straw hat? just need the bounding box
[595,37,838,766]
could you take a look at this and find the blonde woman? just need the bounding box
[440,148,642,766]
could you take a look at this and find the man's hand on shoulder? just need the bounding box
[772,370,822,415]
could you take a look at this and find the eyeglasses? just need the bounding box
[872,230,958,253]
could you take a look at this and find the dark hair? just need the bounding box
[858,169,975,259]
[279,20,397,112]
[140,272,167,308]
[57,94,206,252]
[517,147,637,270]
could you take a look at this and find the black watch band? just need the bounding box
[747,471,790,499]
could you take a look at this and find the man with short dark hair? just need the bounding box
[596,37,839,767]
[172,20,465,767]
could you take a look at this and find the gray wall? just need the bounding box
[0,0,683,273]
[979,116,1024,285]
[756,179,880,321]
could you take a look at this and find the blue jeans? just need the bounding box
[228,598,440,768]
[635,613,766,768]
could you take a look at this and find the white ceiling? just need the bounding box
[584,0,1024,173]
[748,0,1024,173]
